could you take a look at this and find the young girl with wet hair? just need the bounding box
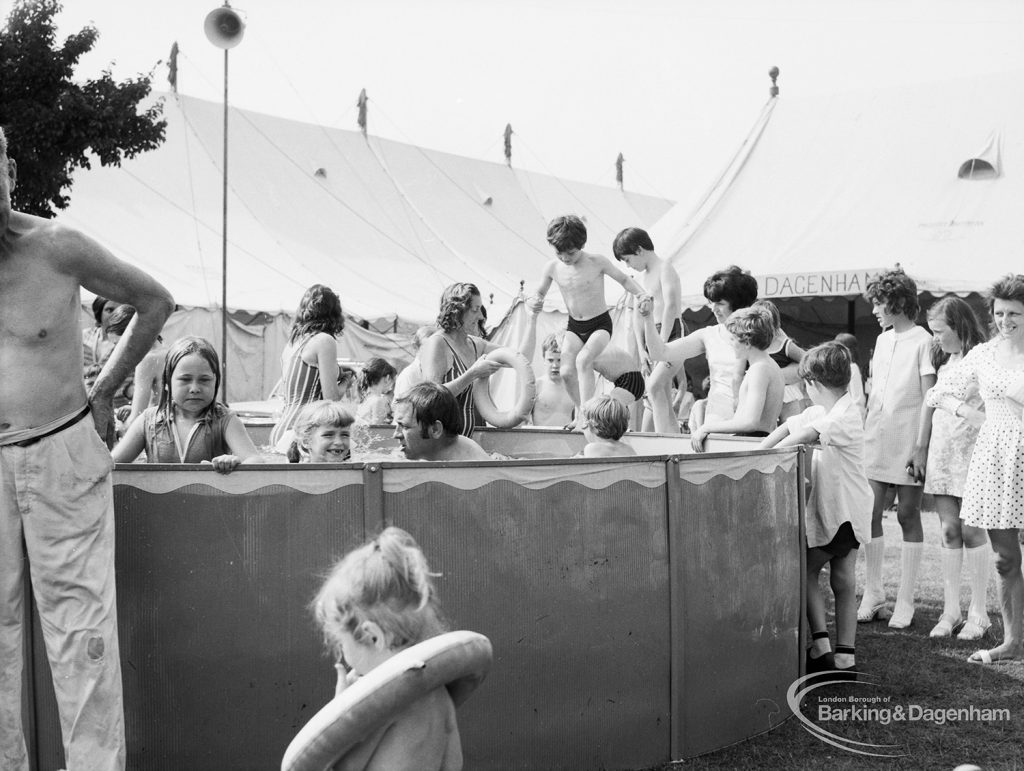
[313,527,461,769]
[356,357,398,425]
[287,400,355,463]
[112,336,262,473]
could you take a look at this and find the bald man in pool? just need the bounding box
[0,127,174,770]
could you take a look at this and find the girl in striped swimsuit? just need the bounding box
[271,284,345,450]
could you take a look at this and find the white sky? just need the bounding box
[23,0,1024,208]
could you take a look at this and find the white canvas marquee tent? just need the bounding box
[649,69,1024,349]
[61,94,672,400]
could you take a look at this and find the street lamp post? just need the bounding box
[204,3,245,402]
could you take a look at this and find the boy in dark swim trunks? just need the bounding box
[529,215,653,422]
[613,227,684,434]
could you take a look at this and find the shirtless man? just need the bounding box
[613,227,683,434]
[0,128,174,770]
[530,333,576,426]
[392,382,490,461]
[529,215,652,420]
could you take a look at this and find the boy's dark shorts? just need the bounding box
[567,311,613,345]
[814,521,860,559]
[612,370,645,401]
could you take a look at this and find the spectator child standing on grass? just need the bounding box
[858,268,936,628]
[910,297,991,640]
[760,342,872,677]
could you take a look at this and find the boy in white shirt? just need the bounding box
[760,342,873,678]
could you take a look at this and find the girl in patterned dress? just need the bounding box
[928,275,1024,664]
[910,298,990,640]
[859,268,936,629]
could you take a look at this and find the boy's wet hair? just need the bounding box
[751,299,782,333]
[864,267,919,320]
[313,526,448,660]
[798,341,851,390]
[546,214,588,253]
[541,333,561,356]
[394,381,463,438]
[703,265,758,311]
[436,282,480,333]
[612,227,654,260]
[725,306,774,350]
[987,273,1024,321]
[290,284,345,342]
[581,395,629,441]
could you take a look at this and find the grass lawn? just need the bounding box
[662,511,1024,770]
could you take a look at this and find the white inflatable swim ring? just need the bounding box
[281,630,493,771]
[472,347,536,429]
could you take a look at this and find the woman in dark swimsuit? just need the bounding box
[419,283,504,437]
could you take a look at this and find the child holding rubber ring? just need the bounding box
[313,527,462,770]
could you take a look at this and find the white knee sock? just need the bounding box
[940,547,964,619]
[965,544,991,624]
[862,535,886,603]
[895,541,924,610]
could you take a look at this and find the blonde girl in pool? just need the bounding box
[287,400,355,463]
[313,527,463,769]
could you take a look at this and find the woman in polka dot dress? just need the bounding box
[928,275,1024,664]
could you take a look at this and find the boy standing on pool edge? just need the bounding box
[529,215,653,425]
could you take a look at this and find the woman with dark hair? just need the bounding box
[640,265,758,434]
[270,284,346,449]
[82,295,120,369]
[419,282,503,437]
[928,275,1024,663]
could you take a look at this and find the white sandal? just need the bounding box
[857,600,891,623]
[957,617,991,641]
[929,614,963,638]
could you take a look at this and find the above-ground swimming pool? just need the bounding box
[25,429,805,770]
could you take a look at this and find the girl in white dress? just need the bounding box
[928,275,1024,664]
[859,269,936,629]
[910,297,990,640]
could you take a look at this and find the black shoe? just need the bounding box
[806,649,835,674]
